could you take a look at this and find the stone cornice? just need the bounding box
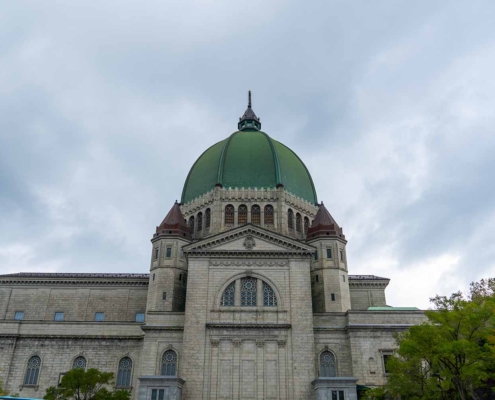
[0,334,144,340]
[209,260,287,267]
[140,325,184,331]
[313,323,416,332]
[206,323,291,330]
[0,278,149,287]
[348,281,389,289]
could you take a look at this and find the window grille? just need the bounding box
[238,205,247,225]
[116,357,132,387]
[304,217,309,236]
[54,312,64,321]
[251,205,260,225]
[24,356,41,385]
[263,282,277,306]
[264,205,274,226]
[14,311,24,320]
[205,208,211,230]
[135,313,145,323]
[94,312,104,322]
[188,216,195,233]
[73,356,87,370]
[296,213,302,234]
[320,351,336,377]
[161,350,177,376]
[221,281,235,306]
[197,212,203,232]
[225,205,234,226]
[287,209,294,233]
[241,277,257,306]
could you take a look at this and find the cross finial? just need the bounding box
[248,90,252,108]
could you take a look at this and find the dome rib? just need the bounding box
[259,131,282,186]
[216,131,238,186]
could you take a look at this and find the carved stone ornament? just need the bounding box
[210,339,220,347]
[243,235,256,250]
[256,340,265,348]
[277,340,286,348]
[233,340,242,347]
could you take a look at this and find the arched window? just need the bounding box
[220,281,235,306]
[72,356,86,370]
[264,205,274,226]
[162,350,177,376]
[24,356,41,385]
[288,209,294,232]
[188,216,195,233]
[251,205,260,225]
[320,351,336,377]
[197,212,203,232]
[263,282,277,306]
[116,357,132,387]
[241,277,257,306]
[205,208,211,231]
[296,213,302,234]
[304,217,309,236]
[225,205,234,227]
[238,205,247,225]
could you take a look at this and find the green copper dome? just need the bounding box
[181,129,318,205]
[181,94,318,204]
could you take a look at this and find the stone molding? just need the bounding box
[349,282,389,289]
[140,325,184,331]
[0,333,144,340]
[209,260,287,267]
[0,278,148,287]
[206,323,291,330]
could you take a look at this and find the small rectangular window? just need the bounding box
[95,312,105,322]
[315,275,319,283]
[162,292,167,300]
[54,312,65,321]
[340,249,344,261]
[342,275,345,282]
[326,248,332,259]
[314,250,318,260]
[153,273,155,281]
[135,313,145,323]
[179,274,182,281]
[339,391,345,400]
[383,354,392,374]
[331,293,335,301]
[151,389,165,400]
[154,248,159,259]
[14,311,24,320]
[180,249,184,258]
[166,247,172,258]
[332,391,338,400]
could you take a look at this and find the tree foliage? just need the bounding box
[376,278,495,400]
[43,368,130,400]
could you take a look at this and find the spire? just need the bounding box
[153,200,191,240]
[238,91,261,131]
[307,202,345,239]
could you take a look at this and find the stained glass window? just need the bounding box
[320,351,336,377]
[205,208,211,230]
[304,217,309,236]
[264,205,274,226]
[288,209,294,232]
[161,350,177,376]
[241,277,257,306]
[263,282,277,306]
[238,205,247,225]
[188,216,195,233]
[296,213,302,233]
[24,356,41,385]
[73,356,86,370]
[220,281,235,306]
[116,357,132,387]
[225,205,234,226]
[251,205,260,225]
[197,212,203,232]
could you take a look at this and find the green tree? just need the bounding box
[43,368,130,400]
[382,278,495,400]
[0,378,8,396]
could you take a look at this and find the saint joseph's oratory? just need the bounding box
[0,94,424,400]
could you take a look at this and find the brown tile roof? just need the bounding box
[307,202,345,240]
[154,201,192,240]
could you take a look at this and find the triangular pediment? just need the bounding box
[182,224,315,256]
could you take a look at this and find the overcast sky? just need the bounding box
[1,1,494,309]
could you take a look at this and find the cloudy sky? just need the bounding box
[1,1,494,309]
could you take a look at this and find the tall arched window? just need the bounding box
[162,350,177,376]
[264,205,274,226]
[188,216,195,233]
[220,281,235,306]
[225,205,234,227]
[116,357,132,387]
[263,282,277,306]
[24,356,41,385]
[73,356,87,370]
[251,205,261,225]
[287,209,294,232]
[241,277,257,306]
[238,205,247,225]
[320,351,336,377]
[197,212,203,232]
[205,208,211,231]
[304,217,309,236]
[296,213,302,234]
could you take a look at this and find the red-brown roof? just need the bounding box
[307,202,345,240]
[153,201,191,240]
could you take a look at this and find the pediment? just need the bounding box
[182,225,315,256]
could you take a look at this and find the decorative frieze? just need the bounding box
[209,260,287,267]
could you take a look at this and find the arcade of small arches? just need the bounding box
[187,204,312,238]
